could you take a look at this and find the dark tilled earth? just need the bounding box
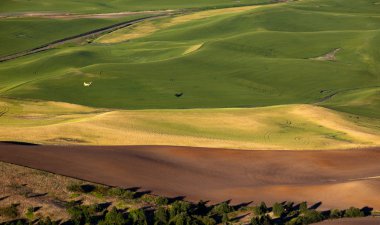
[315,217,380,225]
[0,143,379,209]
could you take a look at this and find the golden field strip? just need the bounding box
[0,98,379,150]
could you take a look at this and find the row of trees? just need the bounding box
[1,184,372,225]
[251,201,369,225]
[64,200,371,225]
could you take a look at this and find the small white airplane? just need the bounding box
[83,81,92,87]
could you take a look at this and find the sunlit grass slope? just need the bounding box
[0,98,379,149]
[319,87,380,119]
[0,0,379,149]
[0,0,379,119]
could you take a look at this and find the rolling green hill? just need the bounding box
[0,0,379,149]
[0,16,146,56]
[1,0,379,114]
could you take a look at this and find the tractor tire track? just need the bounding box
[314,85,380,104]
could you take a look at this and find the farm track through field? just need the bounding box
[0,14,170,63]
[0,105,9,118]
[0,1,289,63]
[315,85,380,104]
[0,10,174,19]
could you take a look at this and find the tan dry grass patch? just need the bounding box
[291,104,380,144]
[0,98,379,150]
[0,162,77,221]
[97,4,266,44]
[97,21,159,43]
[0,161,150,222]
[183,43,203,55]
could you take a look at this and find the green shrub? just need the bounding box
[222,213,229,224]
[284,202,295,213]
[95,185,109,195]
[344,207,364,218]
[141,194,157,204]
[253,202,268,216]
[211,202,233,215]
[194,215,216,225]
[0,204,19,218]
[129,208,148,225]
[67,183,84,193]
[169,201,191,218]
[70,193,80,198]
[25,206,35,219]
[272,202,284,217]
[107,188,135,199]
[67,183,96,193]
[329,209,343,219]
[107,187,124,196]
[67,204,97,225]
[155,196,169,206]
[285,210,324,225]
[284,217,299,225]
[154,207,168,225]
[99,207,127,225]
[251,215,273,225]
[299,210,325,224]
[299,202,307,213]
[169,212,192,225]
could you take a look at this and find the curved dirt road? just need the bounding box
[0,14,167,63]
[0,10,173,19]
[0,143,379,209]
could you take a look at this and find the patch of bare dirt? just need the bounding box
[315,217,380,225]
[311,48,341,61]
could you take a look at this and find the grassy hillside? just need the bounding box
[0,0,379,149]
[0,15,146,56]
[0,0,270,13]
[0,98,379,149]
[0,0,379,116]
[319,87,380,119]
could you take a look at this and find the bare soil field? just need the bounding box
[0,143,379,210]
[315,217,380,225]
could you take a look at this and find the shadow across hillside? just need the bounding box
[0,141,39,146]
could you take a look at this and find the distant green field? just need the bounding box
[0,0,379,118]
[0,15,146,56]
[0,0,270,13]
